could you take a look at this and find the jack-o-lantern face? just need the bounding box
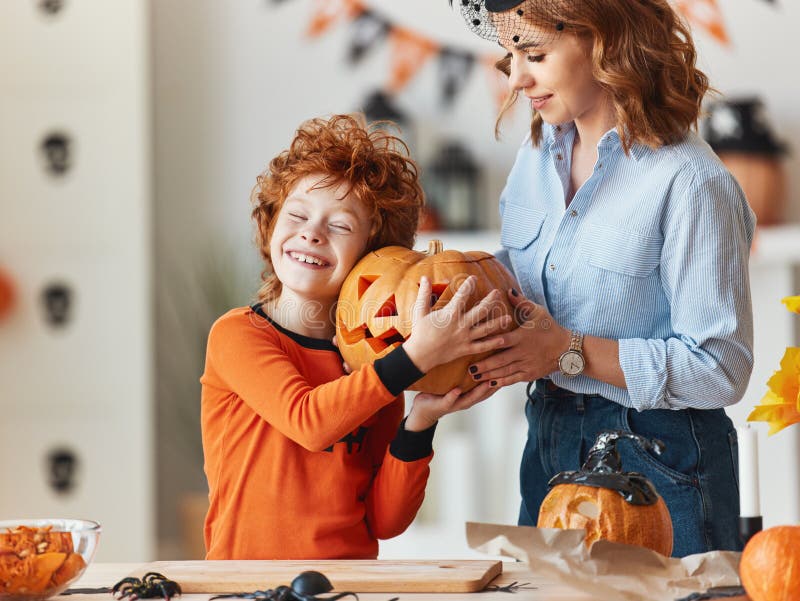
[537,484,673,556]
[335,240,519,395]
[537,430,674,556]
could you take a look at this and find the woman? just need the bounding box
[452,0,755,555]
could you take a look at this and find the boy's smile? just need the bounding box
[269,173,372,328]
[285,250,331,268]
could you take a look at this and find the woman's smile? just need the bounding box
[529,94,553,110]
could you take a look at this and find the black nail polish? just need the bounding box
[469,365,478,374]
[490,380,497,386]
[474,373,482,380]
[511,288,519,297]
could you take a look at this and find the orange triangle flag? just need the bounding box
[306,0,364,38]
[673,0,730,45]
[387,27,438,93]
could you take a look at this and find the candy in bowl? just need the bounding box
[0,519,101,600]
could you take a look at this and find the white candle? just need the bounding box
[738,424,761,517]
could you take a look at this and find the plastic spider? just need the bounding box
[112,572,183,601]
[209,571,357,601]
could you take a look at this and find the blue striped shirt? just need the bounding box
[496,122,756,411]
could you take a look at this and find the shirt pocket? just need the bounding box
[500,203,547,250]
[583,223,662,278]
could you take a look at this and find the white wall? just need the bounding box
[0,0,153,561]
[151,0,800,556]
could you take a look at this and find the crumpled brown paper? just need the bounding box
[466,522,742,601]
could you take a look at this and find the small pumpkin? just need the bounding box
[739,525,800,601]
[0,267,15,322]
[335,239,518,395]
[537,430,674,556]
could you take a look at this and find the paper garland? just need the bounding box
[275,0,777,108]
[298,0,509,110]
[674,0,729,45]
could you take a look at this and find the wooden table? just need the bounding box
[73,562,595,601]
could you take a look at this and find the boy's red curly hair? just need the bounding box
[251,114,424,303]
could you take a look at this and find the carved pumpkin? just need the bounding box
[740,525,800,601]
[537,430,674,556]
[335,239,518,395]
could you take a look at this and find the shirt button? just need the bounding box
[556,153,563,161]
[549,264,556,271]
[570,209,578,217]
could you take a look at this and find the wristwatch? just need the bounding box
[558,330,585,378]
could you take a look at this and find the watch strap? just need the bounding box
[569,330,584,353]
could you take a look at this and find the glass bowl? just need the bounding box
[0,519,101,600]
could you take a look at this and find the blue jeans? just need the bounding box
[518,380,742,557]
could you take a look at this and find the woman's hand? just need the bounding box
[468,288,571,387]
[404,381,497,432]
[402,275,511,373]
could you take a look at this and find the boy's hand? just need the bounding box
[402,275,511,374]
[331,334,352,374]
[404,381,497,432]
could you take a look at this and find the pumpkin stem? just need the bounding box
[584,430,666,474]
[427,240,444,256]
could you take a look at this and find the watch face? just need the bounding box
[559,350,585,377]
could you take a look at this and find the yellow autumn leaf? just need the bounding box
[748,346,800,435]
[764,347,800,405]
[782,295,800,314]
[748,402,800,435]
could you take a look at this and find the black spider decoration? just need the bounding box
[112,572,182,601]
[480,580,538,594]
[210,571,357,601]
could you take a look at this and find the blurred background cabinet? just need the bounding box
[0,1,153,561]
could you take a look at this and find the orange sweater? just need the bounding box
[200,305,435,559]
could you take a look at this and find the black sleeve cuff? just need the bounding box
[389,417,437,462]
[373,345,424,397]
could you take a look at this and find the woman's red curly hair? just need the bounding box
[494,0,712,153]
[251,113,424,303]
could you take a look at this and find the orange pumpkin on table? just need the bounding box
[537,430,674,556]
[739,525,800,601]
[335,239,518,395]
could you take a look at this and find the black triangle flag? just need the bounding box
[348,10,389,64]
[438,47,475,106]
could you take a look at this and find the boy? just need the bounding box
[200,114,508,559]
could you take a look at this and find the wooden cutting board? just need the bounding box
[130,560,502,593]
